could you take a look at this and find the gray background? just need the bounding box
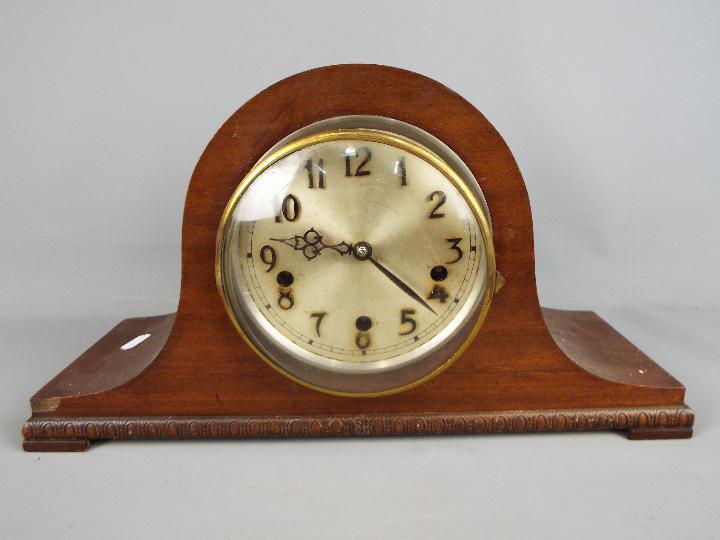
[1,1,718,538]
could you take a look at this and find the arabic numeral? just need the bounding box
[428,191,446,219]
[399,308,416,335]
[275,194,301,222]
[446,237,463,263]
[278,289,295,310]
[398,157,407,186]
[259,245,276,272]
[305,159,325,189]
[345,147,372,177]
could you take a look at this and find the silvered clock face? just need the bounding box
[217,128,495,395]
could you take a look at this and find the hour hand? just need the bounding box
[270,228,352,261]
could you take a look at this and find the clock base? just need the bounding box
[22,405,694,452]
[22,309,693,451]
[22,438,91,452]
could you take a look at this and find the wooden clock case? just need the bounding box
[23,64,693,451]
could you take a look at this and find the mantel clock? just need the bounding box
[23,65,693,451]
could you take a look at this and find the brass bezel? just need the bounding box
[215,128,497,397]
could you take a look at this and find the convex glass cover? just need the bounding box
[217,122,496,395]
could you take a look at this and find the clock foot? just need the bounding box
[23,439,91,452]
[626,426,693,440]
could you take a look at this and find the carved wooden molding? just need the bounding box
[23,405,693,444]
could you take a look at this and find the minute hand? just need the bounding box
[368,256,436,315]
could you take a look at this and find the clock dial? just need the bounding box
[217,128,495,395]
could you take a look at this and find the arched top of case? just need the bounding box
[179,64,539,322]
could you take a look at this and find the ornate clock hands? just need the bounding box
[352,242,437,315]
[270,228,353,261]
[271,230,436,315]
